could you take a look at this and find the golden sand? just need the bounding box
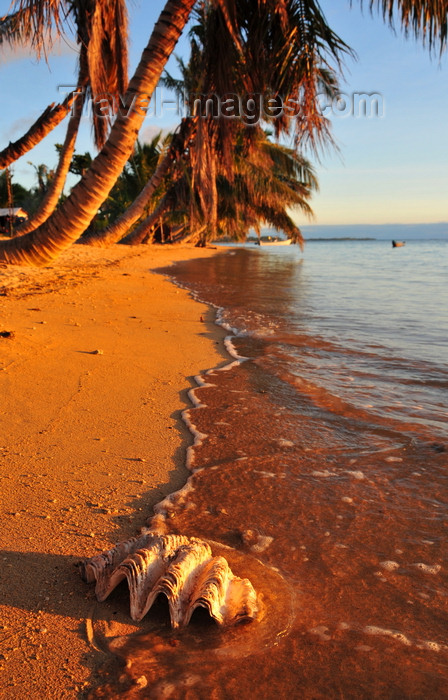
[0,244,226,698]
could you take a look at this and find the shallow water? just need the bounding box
[92,240,448,699]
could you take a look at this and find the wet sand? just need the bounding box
[123,249,446,700]
[0,244,226,699]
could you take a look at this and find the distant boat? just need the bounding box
[392,240,406,248]
[251,237,291,246]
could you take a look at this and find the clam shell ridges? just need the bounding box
[80,532,258,628]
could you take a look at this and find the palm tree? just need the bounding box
[0,0,349,262]
[81,120,196,246]
[103,136,166,221]
[3,0,130,236]
[0,0,196,265]
[0,6,76,169]
[142,0,448,246]
[0,95,76,171]
[0,1,129,161]
[120,188,178,245]
[0,169,29,209]
[82,134,167,237]
[155,1,341,245]
[370,0,447,54]
[13,86,86,235]
[121,127,318,246]
[0,0,446,265]
[212,131,318,246]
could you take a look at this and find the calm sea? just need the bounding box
[97,240,448,699]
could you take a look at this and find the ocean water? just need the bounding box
[95,240,448,699]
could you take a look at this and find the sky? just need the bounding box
[0,0,447,227]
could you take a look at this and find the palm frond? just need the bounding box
[362,0,448,53]
[3,1,129,149]
[73,0,129,148]
[0,10,31,47]
[2,1,68,56]
[206,1,353,151]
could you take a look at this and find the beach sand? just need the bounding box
[0,244,225,699]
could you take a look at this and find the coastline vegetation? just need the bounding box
[0,1,446,264]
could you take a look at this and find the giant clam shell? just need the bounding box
[80,531,258,628]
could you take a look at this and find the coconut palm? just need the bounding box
[160,1,341,245]
[1,1,129,154]
[3,0,129,236]
[13,86,86,235]
[106,137,165,217]
[0,0,348,262]
[122,127,318,246]
[0,0,195,265]
[83,134,167,237]
[128,0,448,248]
[369,0,447,53]
[0,6,81,169]
[0,95,76,171]
[122,2,340,250]
[120,188,178,245]
[0,169,29,209]
[0,2,77,171]
[0,0,446,265]
[82,118,197,246]
[213,131,319,246]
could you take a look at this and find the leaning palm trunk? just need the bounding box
[121,192,171,245]
[0,0,196,266]
[13,91,85,236]
[174,225,205,244]
[83,117,196,247]
[0,93,75,170]
[81,148,173,247]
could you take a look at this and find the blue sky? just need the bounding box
[0,0,447,226]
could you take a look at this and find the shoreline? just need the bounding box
[0,244,226,698]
